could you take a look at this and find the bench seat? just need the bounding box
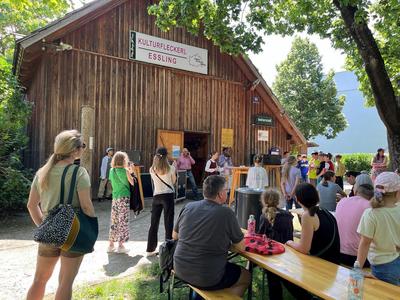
[189,284,242,300]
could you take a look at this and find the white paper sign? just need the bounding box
[172,145,180,158]
[258,130,269,141]
[129,31,208,74]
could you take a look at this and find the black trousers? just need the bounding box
[146,193,175,252]
[335,176,344,190]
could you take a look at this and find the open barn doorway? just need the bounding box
[184,132,209,189]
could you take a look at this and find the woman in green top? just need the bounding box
[26,130,95,300]
[107,151,134,253]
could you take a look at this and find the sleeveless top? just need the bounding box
[310,208,340,264]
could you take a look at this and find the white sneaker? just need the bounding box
[117,246,130,254]
[146,251,158,257]
[107,246,116,253]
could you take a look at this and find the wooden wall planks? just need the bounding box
[24,0,304,189]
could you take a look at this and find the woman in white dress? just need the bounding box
[246,154,268,189]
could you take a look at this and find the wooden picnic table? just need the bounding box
[232,234,400,300]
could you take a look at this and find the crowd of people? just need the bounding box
[25,131,399,300]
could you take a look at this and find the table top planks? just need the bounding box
[233,241,400,299]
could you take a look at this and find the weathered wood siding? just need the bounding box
[25,0,299,187]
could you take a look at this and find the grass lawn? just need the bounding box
[72,257,296,300]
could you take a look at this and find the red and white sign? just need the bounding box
[129,31,208,74]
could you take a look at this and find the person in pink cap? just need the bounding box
[356,172,400,286]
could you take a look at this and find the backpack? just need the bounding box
[159,239,177,292]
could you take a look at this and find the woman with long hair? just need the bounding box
[286,183,340,264]
[371,148,387,182]
[146,147,177,256]
[280,155,301,210]
[26,130,95,300]
[107,151,134,253]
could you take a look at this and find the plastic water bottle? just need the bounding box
[348,261,364,300]
[247,215,256,235]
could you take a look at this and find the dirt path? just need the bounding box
[0,199,190,300]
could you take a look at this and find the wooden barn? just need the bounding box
[13,0,307,192]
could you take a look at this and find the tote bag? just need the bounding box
[33,165,98,254]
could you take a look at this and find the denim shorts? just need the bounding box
[371,256,400,286]
[38,243,83,258]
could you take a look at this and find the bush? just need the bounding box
[341,153,373,173]
[0,166,32,211]
[0,57,32,212]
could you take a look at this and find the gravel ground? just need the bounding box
[0,198,191,300]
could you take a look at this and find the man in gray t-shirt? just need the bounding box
[173,175,250,296]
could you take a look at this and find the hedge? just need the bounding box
[340,153,374,173]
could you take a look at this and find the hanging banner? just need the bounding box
[129,31,208,74]
[221,128,234,148]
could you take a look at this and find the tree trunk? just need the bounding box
[332,0,400,168]
[387,129,400,171]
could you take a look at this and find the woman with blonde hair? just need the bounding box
[146,147,176,256]
[356,172,400,285]
[107,151,134,253]
[280,155,302,210]
[26,130,95,300]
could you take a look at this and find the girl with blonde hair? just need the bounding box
[146,147,176,256]
[107,151,134,253]
[280,155,302,210]
[258,188,305,299]
[357,172,400,285]
[27,130,95,300]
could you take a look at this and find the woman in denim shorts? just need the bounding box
[26,130,96,299]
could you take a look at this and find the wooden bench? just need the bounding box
[166,270,242,300]
[232,243,400,300]
[189,284,242,300]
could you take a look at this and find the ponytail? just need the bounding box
[260,188,281,225]
[309,206,319,216]
[36,154,59,191]
[36,129,84,191]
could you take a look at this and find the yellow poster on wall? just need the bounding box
[221,128,234,148]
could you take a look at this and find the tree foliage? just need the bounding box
[0,0,77,60]
[0,0,78,210]
[273,37,347,140]
[149,0,399,104]
[149,0,400,169]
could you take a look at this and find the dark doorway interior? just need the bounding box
[184,132,209,187]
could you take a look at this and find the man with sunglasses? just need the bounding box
[97,147,114,201]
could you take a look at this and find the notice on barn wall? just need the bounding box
[221,128,234,148]
[129,31,208,74]
[172,145,180,158]
[258,130,269,141]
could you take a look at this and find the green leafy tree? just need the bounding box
[0,0,79,61]
[0,0,80,211]
[148,0,400,169]
[273,37,347,140]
